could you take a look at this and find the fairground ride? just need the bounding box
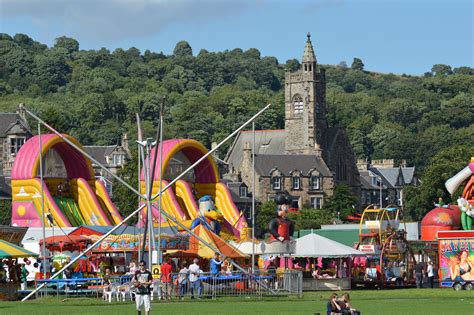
[353,204,416,288]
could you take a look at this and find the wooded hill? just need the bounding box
[1,34,473,220]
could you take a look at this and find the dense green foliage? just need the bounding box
[0,33,472,221]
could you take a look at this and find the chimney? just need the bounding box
[241,142,253,188]
[121,133,130,156]
[17,103,27,121]
[211,142,218,158]
[314,143,322,158]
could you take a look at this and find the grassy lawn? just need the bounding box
[1,289,473,315]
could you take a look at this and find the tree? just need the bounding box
[431,64,453,76]
[255,201,276,237]
[173,41,193,57]
[404,145,473,220]
[351,58,364,71]
[323,184,359,220]
[54,36,79,55]
[288,208,333,230]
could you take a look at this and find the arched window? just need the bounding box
[293,95,304,114]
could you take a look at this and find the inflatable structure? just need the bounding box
[445,157,474,230]
[139,139,248,240]
[11,134,123,227]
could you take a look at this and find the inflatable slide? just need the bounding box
[11,134,123,227]
[138,139,248,240]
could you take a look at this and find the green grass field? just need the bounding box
[1,289,473,315]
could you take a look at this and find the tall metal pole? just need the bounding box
[157,99,165,265]
[137,144,142,261]
[38,123,47,282]
[379,175,383,208]
[251,121,255,274]
[146,141,153,267]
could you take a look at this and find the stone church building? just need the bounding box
[225,34,360,209]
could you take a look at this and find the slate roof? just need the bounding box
[225,127,344,171]
[255,154,332,177]
[401,168,416,185]
[84,145,117,165]
[225,130,286,169]
[359,170,376,189]
[0,113,31,137]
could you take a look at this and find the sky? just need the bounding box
[0,0,472,75]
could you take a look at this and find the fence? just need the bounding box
[153,270,303,299]
[32,271,303,300]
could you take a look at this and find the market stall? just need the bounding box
[292,233,365,291]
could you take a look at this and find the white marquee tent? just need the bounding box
[293,233,365,258]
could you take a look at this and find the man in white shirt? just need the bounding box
[188,258,202,299]
[427,261,435,288]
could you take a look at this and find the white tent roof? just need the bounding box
[294,233,366,258]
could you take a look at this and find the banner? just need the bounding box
[90,234,189,252]
[439,238,474,286]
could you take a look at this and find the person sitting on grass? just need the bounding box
[338,293,360,315]
[327,293,342,315]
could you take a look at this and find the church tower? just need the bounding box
[284,33,327,154]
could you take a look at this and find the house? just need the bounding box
[83,134,131,194]
[225,34,360,209]
[358,159,418,208]
[0,104,32,179]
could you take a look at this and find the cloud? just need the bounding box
[1,0,255,43]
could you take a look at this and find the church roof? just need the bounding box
[255,154,332,177]
[302,32,317,63]
[225,129,286,169]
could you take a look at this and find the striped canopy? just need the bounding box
[170,225,247,259]
[0,239,38,259]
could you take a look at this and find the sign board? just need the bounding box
[152,265,161,279]
[438,231,474,288]
[358,244,381,254]
[91,234,189,252]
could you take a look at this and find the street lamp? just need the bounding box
[370,171,383,208]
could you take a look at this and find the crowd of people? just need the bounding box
[0,258,30,290]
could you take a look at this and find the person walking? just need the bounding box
[427,261,435,288]
[189,258,202,299]
[414,261,424,288]
[133,260,153,315]
[20,263,29,291]
[161,258,173,301]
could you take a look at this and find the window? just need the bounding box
[310,176,320,190]
[112,154,125,166]
[239,186,248,198]
[371,176,378,186]
[293,95,304,114]
[310,197,323,209]
[272,176,281,190]
[10,137,25,155]
[292,176,300,190]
